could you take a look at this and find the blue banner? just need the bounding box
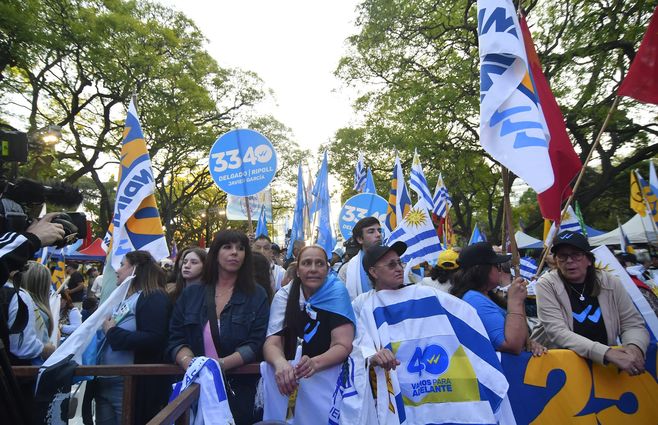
[501,344,658,423]
[209,129,277,197]
[338,193,388,240]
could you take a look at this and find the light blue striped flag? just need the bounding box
[432,173,452,218]
[519,256,538,280]
[353,153,367,192]
[386,202,443,279]
[357,285,508,424]
[310,152,335,258]
[409,149,434,212]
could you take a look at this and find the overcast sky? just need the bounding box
[160,0,362,152]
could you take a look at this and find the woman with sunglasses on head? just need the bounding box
[263,245,355,422]
[168,230,269,425]
[97,250,172,425]
[451,242,546,356]
[532,231,649,375]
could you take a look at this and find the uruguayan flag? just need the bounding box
[544,205,582,246]
[409,150,434,212]
[354,153,367,192]
[478,0,554,193]
[468,223,487,245]
[387,203,443,280]
[519,256,538,280]
[432,174,452,218]
[354,285,509,424]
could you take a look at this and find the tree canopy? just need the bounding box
[331,0,657,242]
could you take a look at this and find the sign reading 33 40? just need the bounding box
[209,129,277,197]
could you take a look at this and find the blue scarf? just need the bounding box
[305,274,356,326]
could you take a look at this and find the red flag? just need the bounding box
[618,7,658,104]
[80,220,93,249]
[199,234,206,249]
[520,16,582,221]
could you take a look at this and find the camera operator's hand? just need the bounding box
[27,213,65,247]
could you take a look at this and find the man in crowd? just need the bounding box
[253,235,286,292]
[339,216,382,300]
[65,261,85,309]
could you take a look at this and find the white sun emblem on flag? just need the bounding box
[405,208,426,227]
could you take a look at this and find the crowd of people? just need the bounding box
[3,216,657,424]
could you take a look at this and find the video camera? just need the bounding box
[0,178,86,248]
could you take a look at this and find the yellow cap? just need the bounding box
[438,249,459,270]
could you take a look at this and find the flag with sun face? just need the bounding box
[386,202,443,280]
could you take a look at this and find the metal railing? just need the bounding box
[13,363,260,425]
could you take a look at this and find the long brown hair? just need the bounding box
[124,251,166,295]
[282,245,328,358]
[203,230,255,294]
[171,247,207,299]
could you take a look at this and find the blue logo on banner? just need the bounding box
[338,193,388,240]
[209,129,278,197]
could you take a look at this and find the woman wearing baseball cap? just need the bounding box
[451,242,546,356]
[532,231,649,376]
[420,248,459,293]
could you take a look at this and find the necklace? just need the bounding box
[566,282,587,301]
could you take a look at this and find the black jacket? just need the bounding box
[105,289,172,424]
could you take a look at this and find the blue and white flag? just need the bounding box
[432,174,452,218]
[387,202,443,279]
[354,153,367,192]
[478,0,554,193]
[354,285,509,424]
[468,223,486,245]
[363,168,377,194]
[287,163,306,260]
[106,100,169,271]
[519,256,538,280]
[409,150,434,212]
[256,205,268,238]
[311,152,336,259]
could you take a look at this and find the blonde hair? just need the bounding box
[23,261,54,336]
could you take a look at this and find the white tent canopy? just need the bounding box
[588,214,657,246]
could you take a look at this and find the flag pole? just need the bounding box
[502,167,521,276]
[245,196,254,236]
[535,95,622,275]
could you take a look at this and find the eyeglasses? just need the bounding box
[556,251,586,262]
[374,260,405,270]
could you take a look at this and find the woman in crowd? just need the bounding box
[263,245,355,420]
[252,251,275,302]
[166,247,207,301]
[23,261,54,344]
[451,242,546,356]
[420,248,459,293]
[532,231,649,375]
[168,230,269,425]
[96,250,172,425]
[59,292,81,343]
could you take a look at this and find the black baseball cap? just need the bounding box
[362,241,407,276]
[551,231,590,253]
[458,242,511,269]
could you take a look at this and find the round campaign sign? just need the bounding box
[338,193,388,240]
[208,129,278,197]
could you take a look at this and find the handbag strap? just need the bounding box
[205,284,222,358]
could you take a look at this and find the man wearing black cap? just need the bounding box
[339,217,382,300]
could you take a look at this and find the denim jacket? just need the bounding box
[167,283,269,364]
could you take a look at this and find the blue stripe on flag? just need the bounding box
[395,391,406,423]
[478,381,503,414]
[402,229,439,244]
[372,297,439,328]
[401,245,442,262]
